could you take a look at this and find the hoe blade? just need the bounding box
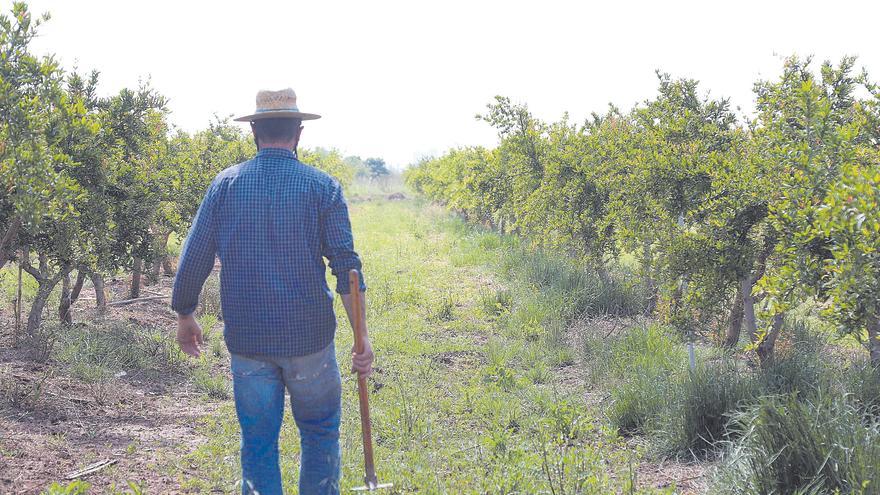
[351,482,393,492]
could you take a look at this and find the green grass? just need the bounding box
[714,395,880,495]
[169,199,668,494]
[54,320,188,379]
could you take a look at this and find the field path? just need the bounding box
[171,199,655,494]
[2,198,684,494]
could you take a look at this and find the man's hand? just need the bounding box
[177,313,204,357]
[351,337,374,378]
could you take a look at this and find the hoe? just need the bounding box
[349,270,393,492]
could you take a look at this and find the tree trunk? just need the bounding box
[160,231,176,276]
[0,215,22,269]
[27,285,53,335]
[740,276,758,343]
[147,260,161,282]
[59,273,71,325]
[58,270,86,325]
[596,265,612,287]
[867,314,880,367]
[131,258,142,298]
[26,269,70,335]
[756,313,785,367]
[642,241,658,314]
[14,259,22,345]
[70,270,85,303]
[162,256,175,276]
[90,272,107,309]
[724,289,744,348]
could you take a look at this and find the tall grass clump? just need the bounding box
[55,320,186,377]
[844,362,880,418]
[606,325,686,434]
[657,363,758,459]
[714,395,880,495]
[610,368,673,435]
[499,247,647,320]
[757,320,827,398]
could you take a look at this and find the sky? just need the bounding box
[19,0,880,169]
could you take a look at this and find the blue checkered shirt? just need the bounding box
[171,148,366,357]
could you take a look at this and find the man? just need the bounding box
[171,88,373,495]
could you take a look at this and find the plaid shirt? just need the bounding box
[171,147,366,357]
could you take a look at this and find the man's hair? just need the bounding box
[252,118,302,142]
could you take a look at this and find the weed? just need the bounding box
[844,361,880,417]
[23,322,60,363]
[479,286,512,317]
[56,321,186,378]
[41,481,90,495]
[0,366,52,411]
[526,363,552,384]
[600,324,686,380]
[199,313,218,334]
[430,290,456,322]
[192,364,230,400]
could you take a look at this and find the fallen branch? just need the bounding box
[44,390,91,404]
[65,458,117,480]
[108,295,168,307]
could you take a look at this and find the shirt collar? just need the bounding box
[256,147,297,160]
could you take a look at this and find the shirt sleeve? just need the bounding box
[320,179,366,294]
[171,180,219,315]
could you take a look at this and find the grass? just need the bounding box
[590,305,880,494]
[56,321,185,371]
[714,395,880,494]
[169,199,668,494]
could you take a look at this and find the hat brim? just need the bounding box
[234,110,321,122]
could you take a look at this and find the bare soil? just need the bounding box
[0,273,223,494]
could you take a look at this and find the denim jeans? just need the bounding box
[231,344,342,495]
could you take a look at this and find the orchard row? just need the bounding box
[406,57,880,365]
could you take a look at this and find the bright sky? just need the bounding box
[20,0,880,169]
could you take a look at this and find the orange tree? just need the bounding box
[757,57,876,362]
[0,2,68,269]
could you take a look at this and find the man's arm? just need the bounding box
[320,180,373,376]
[171,182,219,357]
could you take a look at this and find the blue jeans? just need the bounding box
[231,344,342,495]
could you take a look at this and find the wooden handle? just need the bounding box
[350,270,367,353]
[349,270,378,485]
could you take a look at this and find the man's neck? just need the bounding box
[258,144,296,152]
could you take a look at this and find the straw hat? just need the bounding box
[234,88,321,122]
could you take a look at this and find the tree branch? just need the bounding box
[19,251,43,281]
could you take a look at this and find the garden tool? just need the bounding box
[349,270,393,492]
